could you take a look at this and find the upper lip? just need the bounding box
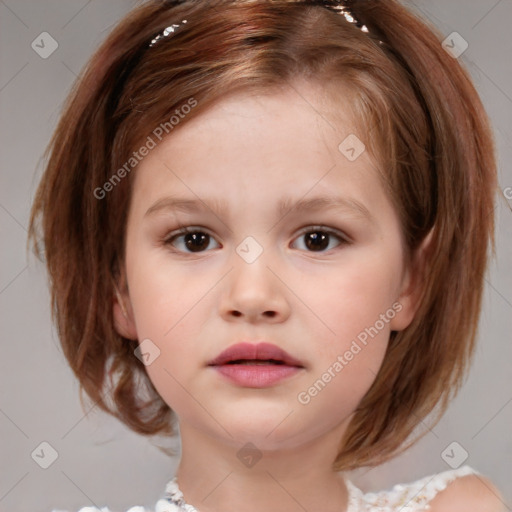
[208,342,304,367]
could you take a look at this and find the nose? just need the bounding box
[219,248,291,324]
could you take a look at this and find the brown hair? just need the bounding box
[28,0,499,470]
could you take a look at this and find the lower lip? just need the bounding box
[211,364,302,387]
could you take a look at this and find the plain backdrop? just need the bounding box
[1,0,511,511]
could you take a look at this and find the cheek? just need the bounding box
[295,252,398,397]
[126,244,200,338]
[301,250,402,343]
[125,248,211,381]
[296,326,389,428]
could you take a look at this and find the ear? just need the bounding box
[390,229,434,332]
[112,276,138,340]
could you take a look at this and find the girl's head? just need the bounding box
[28,0,498,471]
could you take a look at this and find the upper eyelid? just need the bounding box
[296,225,351,241]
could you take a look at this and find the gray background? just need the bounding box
[1,0,511,511]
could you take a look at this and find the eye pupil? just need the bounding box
[305,232,329,251]
[185,232,209,252]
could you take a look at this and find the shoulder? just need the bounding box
[429,473,506,512]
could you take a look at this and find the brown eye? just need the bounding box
[292,227,349,253]
[165,228,220,253]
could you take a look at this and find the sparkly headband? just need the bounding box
[148,0,380,48]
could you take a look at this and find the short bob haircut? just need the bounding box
[28,0,499,471]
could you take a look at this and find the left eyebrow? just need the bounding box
[144,194,374,223]
[276,195,374,223]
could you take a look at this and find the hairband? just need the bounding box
[315,0,370,33]
[149,19,188,47]
[148,0,380,48]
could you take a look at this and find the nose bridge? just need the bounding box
[231,234,275,297]
[220,234,290,322]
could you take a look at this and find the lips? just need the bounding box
[207,342,304,368]
[207,342,304,388]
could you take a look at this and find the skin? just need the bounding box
[113,78,431,512]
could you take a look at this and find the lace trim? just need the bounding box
[345,465,478,511]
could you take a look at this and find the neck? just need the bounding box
[175,422,350,512]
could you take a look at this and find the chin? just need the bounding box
[215,410,311,450]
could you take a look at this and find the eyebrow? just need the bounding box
[144,194,374,223]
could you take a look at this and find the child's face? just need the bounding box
[115,80,420,453]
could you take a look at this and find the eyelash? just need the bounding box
[162,225,352,254]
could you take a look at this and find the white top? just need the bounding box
[51,465,477,512]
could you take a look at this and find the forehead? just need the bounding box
[129,79,391,226]
[182,79,360,145]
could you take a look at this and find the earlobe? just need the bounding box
[112,280,138,340]
[390,229,434,332]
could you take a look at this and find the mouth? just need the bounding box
[207,343,304,388]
